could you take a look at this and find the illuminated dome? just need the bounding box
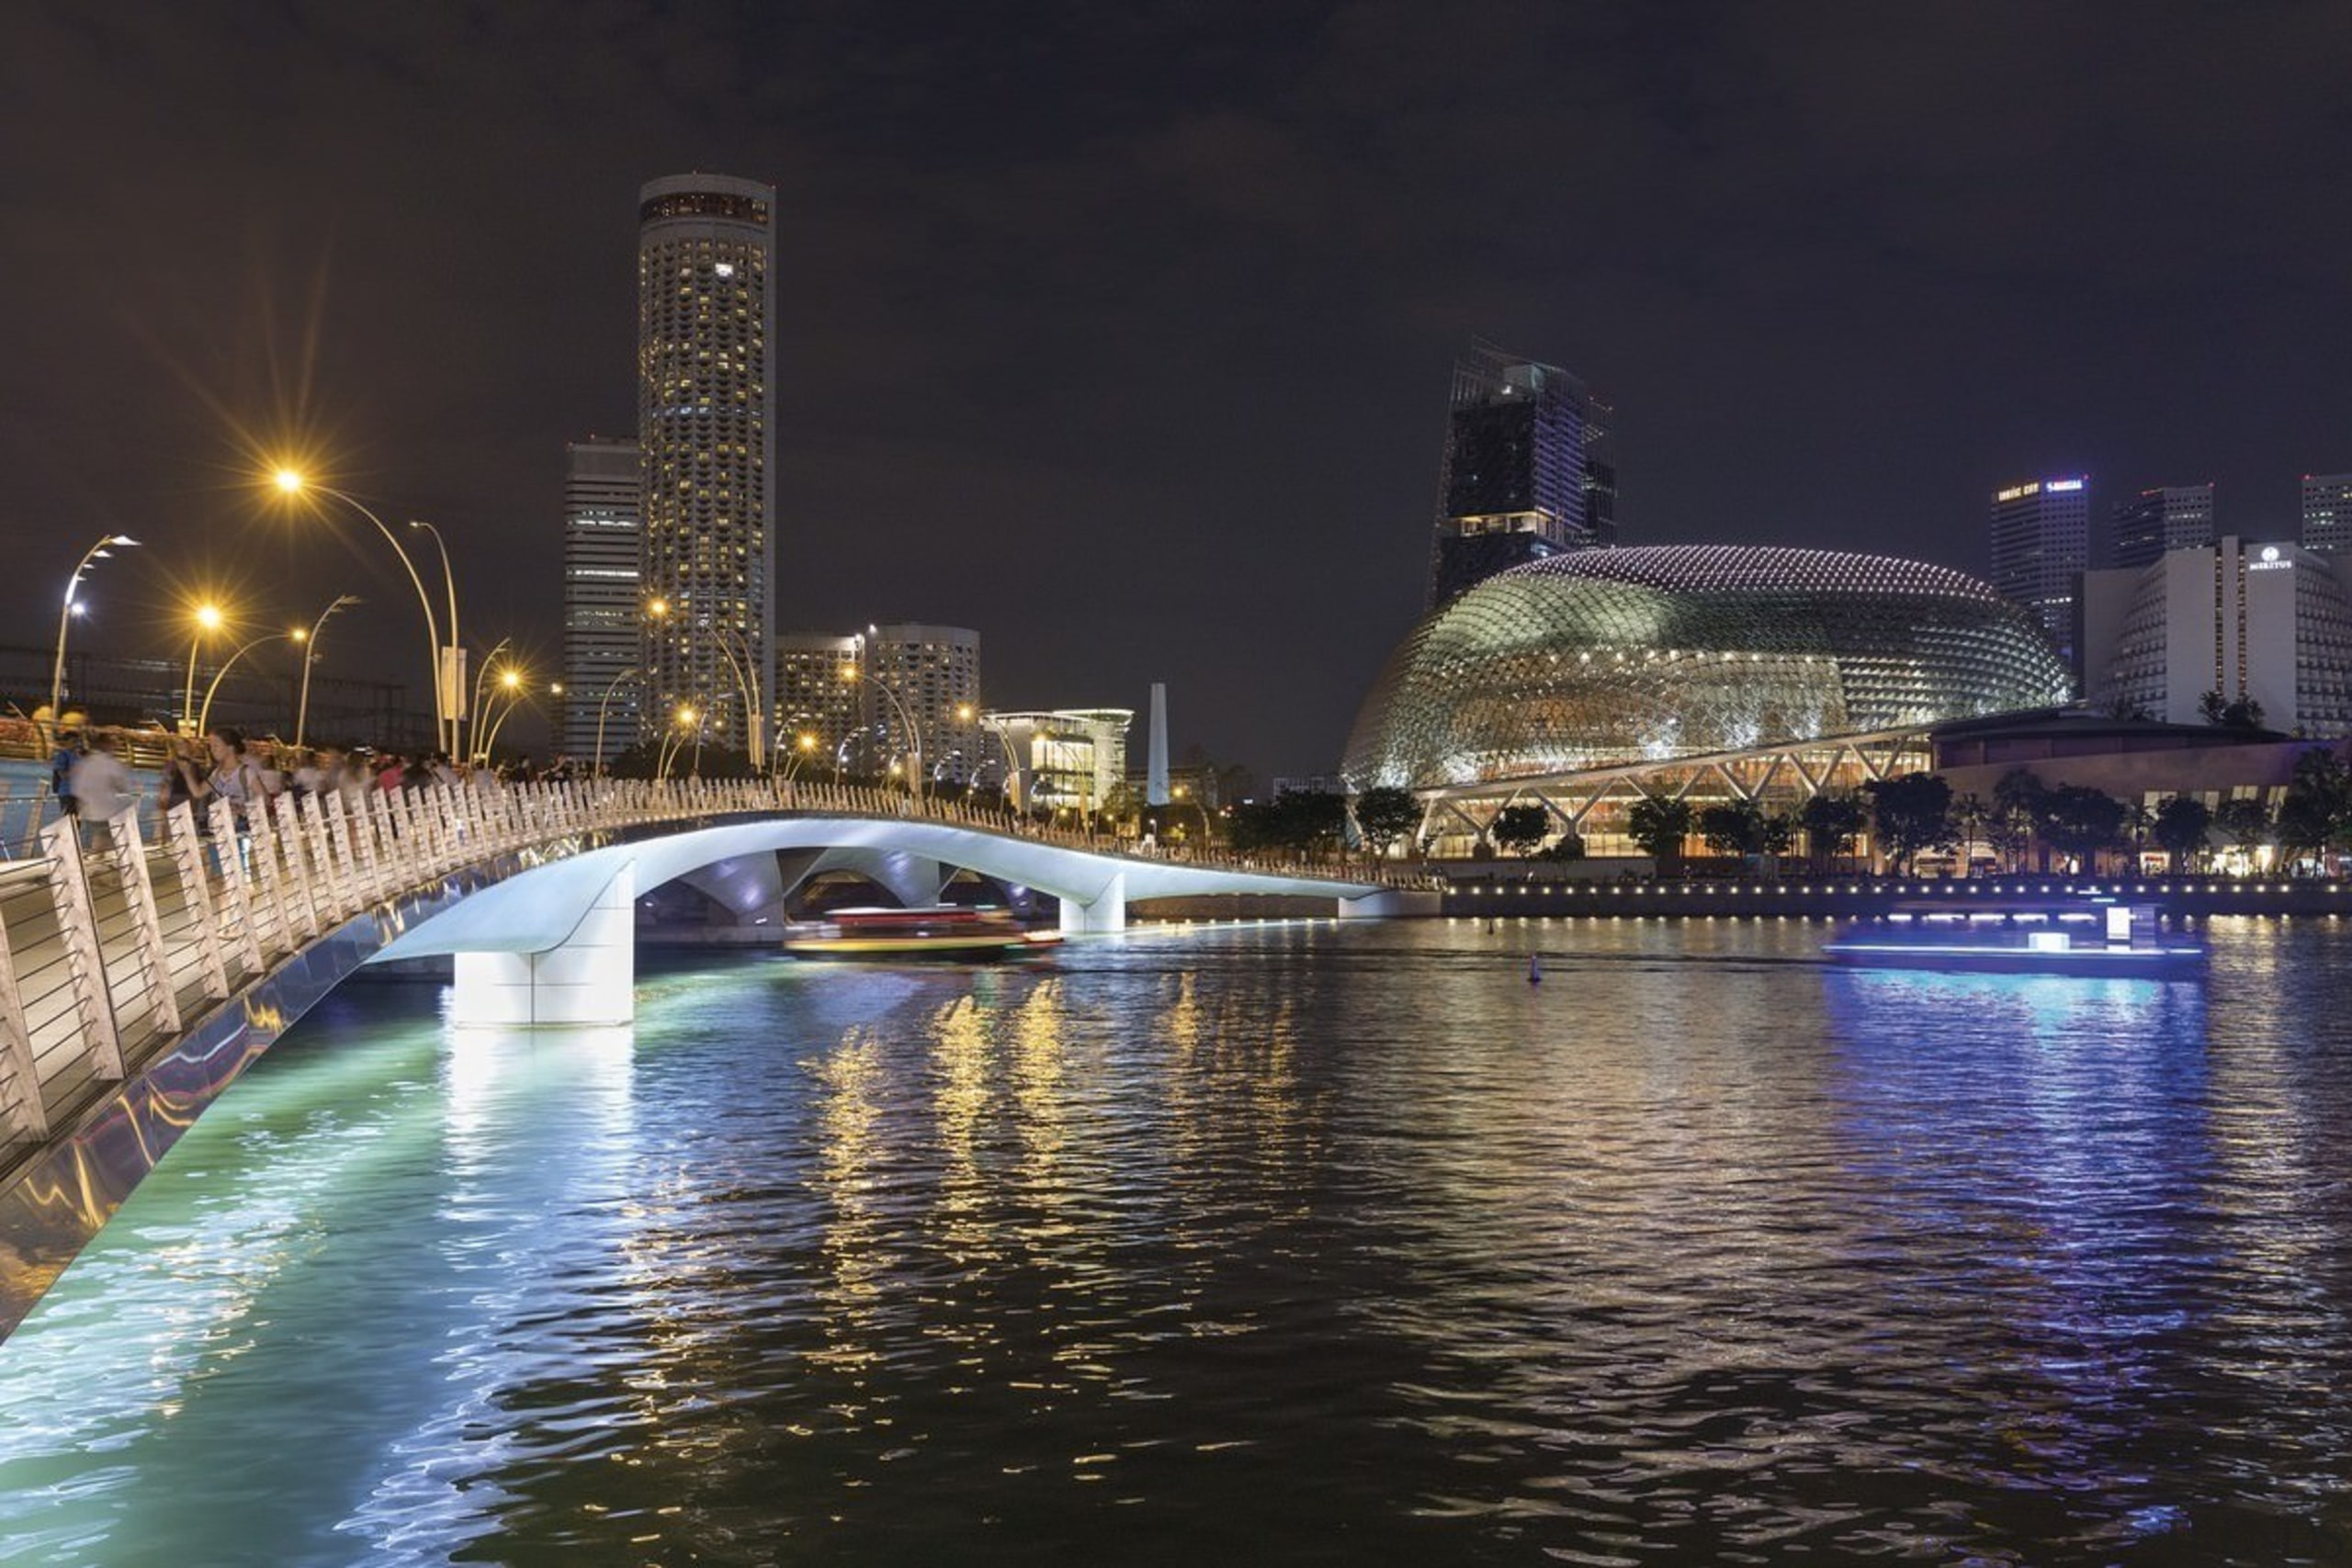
[1342,546,2074,790]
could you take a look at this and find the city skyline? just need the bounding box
[6,4,2350,777]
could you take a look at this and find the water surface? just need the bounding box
[3,918,2348,1564]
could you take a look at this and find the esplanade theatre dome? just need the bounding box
[1341,546,2074,790]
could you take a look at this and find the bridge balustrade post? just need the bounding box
[242,809,293,957]
[272,795,325,941]
[161,802,230,1001]
[297,795,347,924]
[104,807,182,1037]
[433,788,463,872]
[390,790,424,888]
[0,908,47,1140]
[325,791,374,908]
[205,799,266,976]
[38,818,124,1082]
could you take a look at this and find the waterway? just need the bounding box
[2,918,2348,1565]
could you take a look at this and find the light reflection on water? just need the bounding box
[1,920,2350,1563]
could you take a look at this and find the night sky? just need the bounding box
[6,2,2348,776]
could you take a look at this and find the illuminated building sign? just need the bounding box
[2045,478,2086,492]
[2250,544,2295,572]
[1996,483,2041,502]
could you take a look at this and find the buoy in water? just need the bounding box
[1528,953,1543,986]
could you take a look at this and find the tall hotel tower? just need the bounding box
[637,173,776,750]
[1989,474,2090,659]
[560,437,642,764]
[1426,344,1613,610]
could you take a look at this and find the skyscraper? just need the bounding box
[637,173,776,751]
[865,624,982,784]
[1989,475,2090,656]
[2109,482,2215,570]
[773,632,863,775]
[1426,344,1612,609]
[2303,473,2352,555]
[560,437,641,765]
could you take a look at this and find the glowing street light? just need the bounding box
[478,668,531,761]
[270,468,447,753]
[180,602,227,736]
[49,533,141,727]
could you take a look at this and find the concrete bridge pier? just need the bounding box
[453,863,638,1026]
[1058,871,1127,935]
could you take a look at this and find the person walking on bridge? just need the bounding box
[68,730,137,847]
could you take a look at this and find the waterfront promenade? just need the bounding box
[1438,870,2352,919]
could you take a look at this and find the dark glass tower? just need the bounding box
[1427,344,1612,609]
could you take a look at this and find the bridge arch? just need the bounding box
[369,814,1392,1026]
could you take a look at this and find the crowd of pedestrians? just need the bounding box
[32,706,577,844]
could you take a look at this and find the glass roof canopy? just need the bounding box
[1342,546,2074,792]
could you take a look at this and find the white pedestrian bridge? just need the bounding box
[0,777,1417,1335]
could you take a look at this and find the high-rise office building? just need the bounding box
[1989,474,2091,657]
[637,172,776,750]
[2110,482,2215,570]
[865,624,982,784]
[1426,344,1612,609]
[774,632,863,776]
[560,437,642,765]
[2303,473,2352,555]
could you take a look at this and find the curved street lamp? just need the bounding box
[657,704,700,782]
[50,533,141,724]
[462,637,513,762]
[842,664,923,805]
[271,470,445,753]
[196,630,296,737]
[293,594,363,749]
[407,518,460,753]
[477,669,528,763]
[592,665,644,776]
[180,602,225,736]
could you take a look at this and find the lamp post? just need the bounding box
[180,602,225,736]
[50,533,141,725]
[1171,782,1216,851]
[592,665,644,776]
[197,630,295,737]
[657,705,699,782]
[462,637,513,762]
[478,669,528,763]
[407,519,460,757]
[709,626,767,771]
[293,594,362,749]
[842,664,923,806]
[271,470,445,753]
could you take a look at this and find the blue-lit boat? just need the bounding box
[1823,897,2204,978]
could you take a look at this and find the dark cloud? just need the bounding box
[4,0,2348,772]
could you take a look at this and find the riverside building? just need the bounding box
[1426,344,1615,610]
[2078,536,2352,738]
[560,437,642,765]
[637,173,776,750]
[2303,473,2352,556]
[1989,475,2091,658]
[2110,482,2215,570]
[1345,546,2072,856]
